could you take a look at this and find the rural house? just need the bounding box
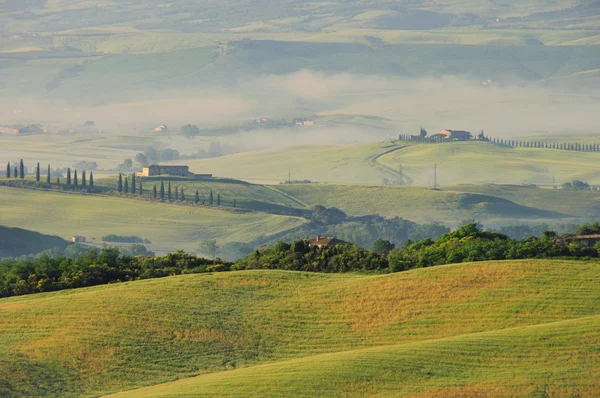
[554,234,600,247]
[307,236,351,249]
[434,129,472,141]
[136,165,213,178]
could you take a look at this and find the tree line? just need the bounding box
[5,160,95,189]
[5,222,600,298]
[115,173,236,208]
[397,132,600,152]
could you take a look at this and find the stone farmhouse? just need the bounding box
[136,165,212,178]
[433,129,472,141]
[307,236,351,249]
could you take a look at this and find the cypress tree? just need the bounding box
[74,170,78,188]
[195,190,200,204]
[117,173,123,193]
[217,194,221,206]
[47,165,51,184]
[233,199,236,209]
[6,162,10,179]
[14,167,17,180]
[153,184,157,199]
[67,168,72,185]
[160,181,165,200]
[82,171,86,188]
[139,181,143,196]
[175,186,179,201]
[56,177,60,185]
[168,182,172,201]
[19,159,24,179]
[124,177,129,194]
[36,162,40,182]
[209,190,214,206]
[180,187,185,201]
[89,172,94,188]
[132,173,136,194]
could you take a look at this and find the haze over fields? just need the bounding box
[3,2,600,397]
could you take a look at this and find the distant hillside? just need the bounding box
[0,226,69,258]
[277,184,567,225]
[2,260,600,396]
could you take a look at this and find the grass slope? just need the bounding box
[181,142,399,185]
[111,315,600,397]
[0,226,70,258]
[0,186,305,253]
[277,184,566,224]
[449,183,600,219]
[2,260,600,396]
[377,141,600,186]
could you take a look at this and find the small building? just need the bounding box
[554,234,600,247]
[307,236,351,249]
[153,125,168,132]
[72,236,86,243]
[435,129,472,141]
[137,165,196,177]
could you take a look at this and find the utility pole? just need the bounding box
[433,163,437,188]
[399,164,403,185]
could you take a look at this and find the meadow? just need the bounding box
[0,186,305,253]
[2,260,600,396]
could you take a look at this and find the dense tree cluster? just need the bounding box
[234,240,389,273]
[0,248,229,298]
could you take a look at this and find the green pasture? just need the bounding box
[112,315,600,397]
[377,141,600,186]
[276,184,567,225]
[2,260,600,396]
[181,142,398,185]
[0,186,305,253]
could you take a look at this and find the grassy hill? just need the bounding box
[377,141,600,186]
[182,140,600,187]
[111,315,600,397]
[0,226,70,258]
[0,186,305,253]
[449,183,600,219]
[2,260,600,396]
[277,184,567,225]
[181,142,399,185]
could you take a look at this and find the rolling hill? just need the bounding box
[0,186,305,253]
[181,140,600,187]
[2,260,600,396]
[0,226,70,258]
[277,184,568,225]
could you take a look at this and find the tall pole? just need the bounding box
[434,163,437,188]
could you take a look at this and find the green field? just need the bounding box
[181,142,401,185]
[181,140,600,187]
[0,186,305,253]
[277,184,567,225]
[2,260,600,396]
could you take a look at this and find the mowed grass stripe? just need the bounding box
[108,315,600,397]
[2,260,600,396]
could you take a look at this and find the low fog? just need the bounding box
[2,70,599,148]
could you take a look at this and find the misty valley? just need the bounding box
[1,1,600,397]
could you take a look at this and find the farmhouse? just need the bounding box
[554,234,600,247]
[72,236,86,243]
[137,165,193,177]
[307,236,351,249]
[434,129,472,141]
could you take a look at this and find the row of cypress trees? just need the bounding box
[116,173,236,208]
[5,160,94,188]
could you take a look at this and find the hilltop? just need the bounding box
[2,260,600,396]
